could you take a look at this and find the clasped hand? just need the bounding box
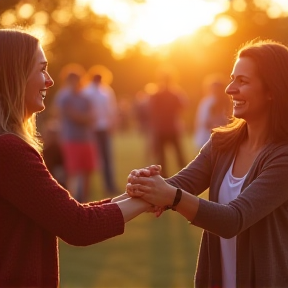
[126,165,177,216]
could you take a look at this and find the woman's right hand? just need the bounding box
[128,164,162,179]
[126,173,177,208]
[127,165,200,223]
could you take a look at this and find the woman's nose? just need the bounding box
[225,83,239,95]
[45,73,54,88]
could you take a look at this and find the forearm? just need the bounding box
[116,197,151,223]
[126,173,200,222]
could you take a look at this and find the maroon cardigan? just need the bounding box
[0,134,125,287]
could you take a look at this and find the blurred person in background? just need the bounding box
[117,97,132,133]
[148,64,188,178]
[133,82,158,165]
[53,66,96,202]
[0,28,151,287]
[83,65,120,196]
[127,39,288,288]
[42,118,66,188]
[193,73,232,150]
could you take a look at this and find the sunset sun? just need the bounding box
[76,0,231,56]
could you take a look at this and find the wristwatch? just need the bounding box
[165,188,182,211]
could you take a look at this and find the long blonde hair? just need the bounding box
[0,29,42,152]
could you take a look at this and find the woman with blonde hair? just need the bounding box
[0,28,150,287]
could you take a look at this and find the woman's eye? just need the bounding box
[238,78,247,84]
[41,65,48,73]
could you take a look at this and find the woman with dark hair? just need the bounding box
[0,28,150,287]
[127,39,288,288]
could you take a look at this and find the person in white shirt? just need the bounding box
[83,67,119,196]
[194,74,232,150]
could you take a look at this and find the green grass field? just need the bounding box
[59,130,205,288]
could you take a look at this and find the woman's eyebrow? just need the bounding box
[230,74,250,80]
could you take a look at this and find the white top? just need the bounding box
[194,95,215,149]
[218,159,247,288]
[82,83,118,131]
[193,94,228,149]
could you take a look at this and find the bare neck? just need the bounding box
[244,121,270,152]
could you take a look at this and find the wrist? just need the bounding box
[131,197,151,210]
[111,192,129,203]
[165,188,182,211]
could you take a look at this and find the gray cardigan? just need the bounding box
[166,134,288,288]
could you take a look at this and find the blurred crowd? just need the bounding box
[41,63,232,202]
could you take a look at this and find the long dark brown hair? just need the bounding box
[212,39,288,150]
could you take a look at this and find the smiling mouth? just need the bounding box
[40,90,47,100]
[233,100,246,108]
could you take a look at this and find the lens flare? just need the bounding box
[76,0,230,57]
[7,0,286,58]
[212,15,237,37]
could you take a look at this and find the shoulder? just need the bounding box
[0,134,40,158]
[198,95,215,108]
[55,88,70,105]
[265,141,288,158]
[102,85,115,97]
[82,84,93,94]
[0,134,45,179]
[0,133,26,145]
[55,87,69,99]
[198,138,213,158]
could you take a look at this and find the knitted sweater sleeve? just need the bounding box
[0,134,124,246]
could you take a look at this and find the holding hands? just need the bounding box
[126,165,178,212]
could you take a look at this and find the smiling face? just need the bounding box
[24,44,54,119]
[225,56,271,124]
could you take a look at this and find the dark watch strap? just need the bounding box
[166,188,182,211]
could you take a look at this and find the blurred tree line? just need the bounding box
[1,0,288,131]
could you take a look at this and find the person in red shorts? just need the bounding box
[54,68,98,202]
